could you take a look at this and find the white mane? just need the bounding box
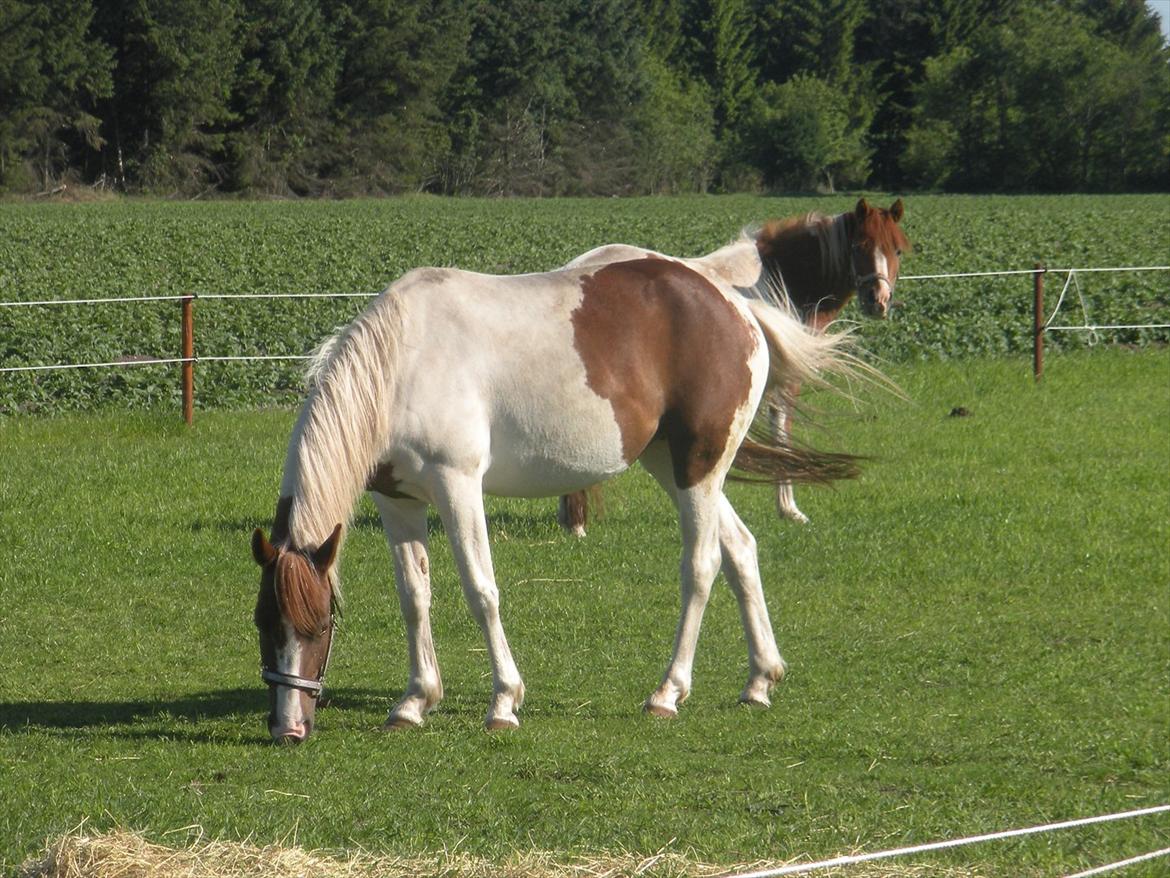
[281,287,407,554]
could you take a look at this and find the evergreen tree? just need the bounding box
[440,0,644,195]
[92,0,244,191]
[327,0,471,193]
[856,0,1020,186]
[754,0,867,86]
[903,2,1169,190]
[707,0,756,134]
[0,0,113,190]
[0,0,1164,195]
[229,0,341,194]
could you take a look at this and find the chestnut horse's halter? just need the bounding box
[850,242,893,297]
[260,613,337,697]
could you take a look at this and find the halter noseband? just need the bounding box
[850,241,893,304]
[260,613,336,697]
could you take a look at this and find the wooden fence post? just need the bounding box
[1033,263,1045,382]
[181,295,194,424]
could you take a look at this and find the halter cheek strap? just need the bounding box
[260,615,336,698]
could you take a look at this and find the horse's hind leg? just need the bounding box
[718,495,786,706]
[557,491,588,537]
[639,443,724,718]
[770,399,808,524]
[432,473,525,730]
[372,493,444,729]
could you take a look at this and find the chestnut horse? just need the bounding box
[557,198,909,536]
[251,254,873,742]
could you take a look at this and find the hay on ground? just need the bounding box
[17,829,990,878]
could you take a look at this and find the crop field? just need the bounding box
[1,343,1168,875]
[0,193,1167,414]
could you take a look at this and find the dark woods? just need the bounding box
[1,0,1166,197]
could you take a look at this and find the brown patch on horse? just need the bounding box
[367,462,415,499]
[572,259,755,489]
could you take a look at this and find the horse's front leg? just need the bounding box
[433,473,525,730]
[373,494,444,729]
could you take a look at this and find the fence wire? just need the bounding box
[1,265,1167,375]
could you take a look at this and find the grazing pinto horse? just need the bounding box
[252,256,867,742]
[557,198,909,536]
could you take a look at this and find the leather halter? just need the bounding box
[260,614,336,697]
[850,243,892,295]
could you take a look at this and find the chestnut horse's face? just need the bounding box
[252,525,341,744]
[849,198,909,319]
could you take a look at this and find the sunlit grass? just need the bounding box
[1,348,1167,876]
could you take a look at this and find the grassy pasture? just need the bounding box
[1,348,1167,876]
[0,193,1167,414]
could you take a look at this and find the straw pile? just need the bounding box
[17,829,989,878]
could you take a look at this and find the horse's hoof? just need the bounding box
[644,702,678,719]
[738,692,772,708]
[485,714,520,731]
[383,709,425,731]
[382,717,422,732]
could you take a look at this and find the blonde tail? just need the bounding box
[733,298,885,486]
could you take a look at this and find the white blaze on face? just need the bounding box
[272,618,307,735]
[873,249,892,311]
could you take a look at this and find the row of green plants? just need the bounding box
[1,194,1167,415]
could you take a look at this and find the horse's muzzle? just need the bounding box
[269,714,312,744]
[859,281,891,319]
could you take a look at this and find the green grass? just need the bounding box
[1,348,1168,876]
[1,194,1167,413]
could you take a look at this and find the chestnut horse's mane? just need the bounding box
[753,210,911,315]
[755,212,852,305]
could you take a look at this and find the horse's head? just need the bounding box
[849,198,910,319]
[251,524,341,744]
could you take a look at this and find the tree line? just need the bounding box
[1,0,1166,197]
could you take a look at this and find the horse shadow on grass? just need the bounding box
[0,686,430,744]
[195,506,565,542]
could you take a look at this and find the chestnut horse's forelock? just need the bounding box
[858,207,912,259]
[274,551,332,638]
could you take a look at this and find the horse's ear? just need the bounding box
[252,528,278,567]
[855,198,869,220]
[312,524,343,574]
[889,199,904,222]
